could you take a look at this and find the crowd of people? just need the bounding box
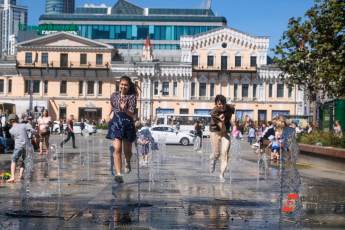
[0,74,344,185]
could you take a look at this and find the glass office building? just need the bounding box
[45,0,74,14]
[39,0,226,50]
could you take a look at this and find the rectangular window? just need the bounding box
[250,56,257,67]
[80,53,87,65]
[60,53,68,67]
[242,84,249,98]
[234,83,238,98]
[44,80,48,94]
[221,56,227,70]
[41,53,48,64]
[32,80,40,93]
[191,82,195,97]
[199,82,206,96]
[269,83,273,98]
[288,85,293,98]
[96,54,103,65]
[154,81,158,95]
[162,82,169,96]
[173,81,177,96]
[277,83,284,97]
[180,109,189,114]
[253,84,257,98]
[207,56,214,67]
[210,82,215,97]
[192,55,199,66]
[235,56,241,67]
[8,79,12,93]
[0,80,3,93]
[60,81,67,94]
[98,81,103,95]
[87,81,94,95]
[24,80,40,94]
[25,52,32,64]
[79,81,83,95]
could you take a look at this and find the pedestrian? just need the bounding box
[334,120,343,138]
[209,94,235,182]
[193,120,203,151]
[106,76,138,183]
[80,119,85,136]
[6,114,35,183]
[137,123,154,166]
[60,114,76,149]
[59,119,64,135]
[0,121,8,154]
[248,125,256,145]
[37,109,52,155]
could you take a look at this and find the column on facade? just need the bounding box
[40,79,44,97]
[3,77,8,96]
[218,75,222,95]
[227,79,230,99]
[186,79,191,100]
[94,80,99,97]
[83,80,87,97]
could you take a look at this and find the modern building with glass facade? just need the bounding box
[45,0,75,14]
[0,0,27,57]
[39,0,226,60]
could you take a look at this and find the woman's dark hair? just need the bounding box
[214,94,226,105]
[120,76,139,96]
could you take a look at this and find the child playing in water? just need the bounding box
[137,125,154,166]
[268,134,281,161]
[7,114,35,183]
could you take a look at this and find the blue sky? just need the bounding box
[20,0,315,56]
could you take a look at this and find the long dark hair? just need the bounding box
[120,76,140,97]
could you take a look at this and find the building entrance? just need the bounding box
[79,107,102,123]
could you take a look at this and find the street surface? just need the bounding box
[0,134,344,229]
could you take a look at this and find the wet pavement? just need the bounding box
[0,134,344,229]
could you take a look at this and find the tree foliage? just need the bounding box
[274,0,345,99]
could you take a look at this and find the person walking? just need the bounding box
[334,120,343,138]
[60,114,76,148]
[209,95,235,182]
[193,120,203,151]
[37,109,52,155]
[248,125,256,145]
[106,76,138,183]
[6,114,35,183]
[80,119,85,136]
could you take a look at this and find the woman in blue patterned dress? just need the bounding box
[106,76,137,183]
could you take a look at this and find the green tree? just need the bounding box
[274,0,345,99]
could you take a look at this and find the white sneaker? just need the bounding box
[219,175,225,183]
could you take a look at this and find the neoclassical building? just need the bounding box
[0,28,305,122]
[138,27,305,122]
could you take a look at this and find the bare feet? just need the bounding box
[6,178,15,183]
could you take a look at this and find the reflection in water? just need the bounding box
[279,127,303,226]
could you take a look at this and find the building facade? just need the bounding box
[0,1,305,123]
[0,0,27,57]
[137,27,305,122]
[39,0,226,62]
[0,32,115,121]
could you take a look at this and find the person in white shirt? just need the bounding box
[37,110,52,155]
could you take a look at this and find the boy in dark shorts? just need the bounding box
[7,114,34,183]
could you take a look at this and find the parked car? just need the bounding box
[149,125,194,146]
[52,121,96,135]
